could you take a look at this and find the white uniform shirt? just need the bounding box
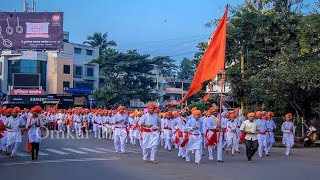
[112,113,128,128]
[139,113,161,128]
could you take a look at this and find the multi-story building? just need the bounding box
[0,32,99,108]
[130,72,191,109]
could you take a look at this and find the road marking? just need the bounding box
[38,152,49,156]
[111,148,140,154]
[79,148,106,153]
[45,149,69,155]
[95,148,116,153]
[16,152,29,157]
[63,148,88,154]
[0,157,121,166]
[126,147,142,152]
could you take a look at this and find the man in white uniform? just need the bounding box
[113,106,129,153]
[184,110,203,164]
[139,103,161,163]
[281,113,295,156]
[226,113,238,156]
[255,111,269,158]
[5,107,25,158]
[266,112,276,154]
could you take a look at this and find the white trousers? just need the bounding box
[217,134,223,161]
[7,142,20,156]
[185,149,201,163]
[208,146,214,160]
[114,129,127,152]
[258,134,268,157]
[106,127,112,139]
[227,136,237,154]
[142,145,157,161]
[178,146,186,157]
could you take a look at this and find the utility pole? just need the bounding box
[240,47,245,115]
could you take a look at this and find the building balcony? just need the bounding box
[165,88,187,94]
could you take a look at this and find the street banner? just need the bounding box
[0,12,63,50]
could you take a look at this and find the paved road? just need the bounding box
[0,132,319,180]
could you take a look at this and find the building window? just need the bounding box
[63,81,70,88]
[74,47,82,54]
[63,65,70,74]
[86,67,94,77]
[74,66,82,77]
[86,49,93,56]
[0,62,2,75]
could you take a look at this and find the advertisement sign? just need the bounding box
[0,12,63,50]
[11,89,44,95]
[7,95,47,104]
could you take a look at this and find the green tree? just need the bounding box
[151,56,177,77]
[177,57,195,80]
[92,49,157,108]
[83,32,117,55]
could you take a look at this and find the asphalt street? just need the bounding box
[0,132,319,180]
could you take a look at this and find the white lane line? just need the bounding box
[62,148,88,154]
[95,148,116,153]
[16,152,29,157]
[0,157,121,166]
[38,152,49,156]
[79,148,106,153]
[111,148,140,154]
[45,149,69,155]
[126,147,142,152]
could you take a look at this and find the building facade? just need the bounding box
[0,32,99,108]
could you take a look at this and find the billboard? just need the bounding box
[0,12,63,50]
[11,89,44,95]
[13,73,40,87]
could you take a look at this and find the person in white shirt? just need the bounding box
[26,106,44,160]
[161,111,174,151]
[56,110,65,132]
[203,111,217,161]
[281,113,295,156]
[184,110,203,164]
[173,109,188,159]
[266,112,276,153]
[235,115,244,153]
[5,107,25,158]
[226,113,238,156]
[73,111,83,136]
[113,106,129,153]
[240,112,258,162]
[128,112,138,145]
[105,111,113,140]
[255,111,269,158]
[139,103,161,163]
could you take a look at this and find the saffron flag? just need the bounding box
[180,5,228,104]
[203,93,210,101]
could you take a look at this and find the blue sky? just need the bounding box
[0,0,317,62]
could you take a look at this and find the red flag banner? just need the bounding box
[203,93,210,101]
[180,5,228,104]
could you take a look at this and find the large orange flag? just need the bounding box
[180,5,228,104]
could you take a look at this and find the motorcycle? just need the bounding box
[303,125,318,147]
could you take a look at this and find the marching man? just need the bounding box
[184,110,203,164]
[255,111,269,157]
[161,111,174,151]
[226,113,238,156]
[5,107,25,158]
[281,113,295,156]
[139,103,161,163]
[266,112,276,153]
[173,109,188,159]
[240,112,258,162]
[203,111,218,161]
[113,106,129,153]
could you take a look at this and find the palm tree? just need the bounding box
[83,32,117,55]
